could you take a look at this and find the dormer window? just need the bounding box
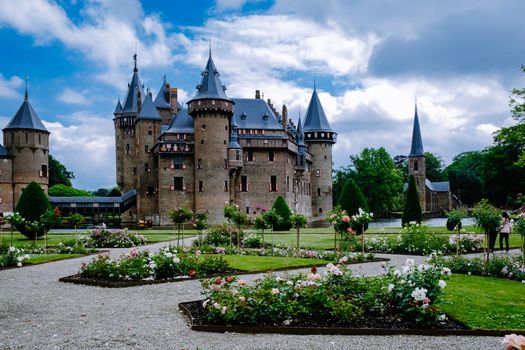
[241,112,247,120]
[263,113,269,121]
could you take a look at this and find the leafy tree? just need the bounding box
[402,175,422,226]
[350,147,404,214]
[271,196,292,231]
[290,213,308,256]
[424,152,446,182]
[48,184,92,197]
[15,182,51,239]
[48,155,74,187]
[444,151,484,205]
[336,178,369,216]
[167,207,193,247]
[332,166,352,206]
[194,209,208,246]
[107,187,122,197]
[471,199,502,262]
[92,188,110,196]
[393,155,408,181]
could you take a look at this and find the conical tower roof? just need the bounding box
[122,54,145,114]
[3,89,48,133]
[137,94,161,121]
[303,87,333,132]
[113,98,122,114]
[409,103,424,157]
[154,76,171,109]
[297,116,306,147]
[228,114,242,149]
[189,50,231,102]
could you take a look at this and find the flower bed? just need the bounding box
[0,246,30,268]
[195,259,454,330]
[79,229,146,248]
[60,246,232,287]
[430,253,525,282]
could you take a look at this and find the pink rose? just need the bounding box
[342,216,350,223]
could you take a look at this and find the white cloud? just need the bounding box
[476,123,499,136]
[56,88,90,105]
[43,112,115,189]
[0,74,23,99]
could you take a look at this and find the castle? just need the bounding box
[407,104,452,213]
[0,89,49,213]
[113,52,337,225]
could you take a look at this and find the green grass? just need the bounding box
[219,254,330,272]
[437,274,525,330]
[25,253,85,264]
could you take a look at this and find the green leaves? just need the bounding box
[402,175,422,226]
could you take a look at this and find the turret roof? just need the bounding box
[189,51,231,102]
[409,104,424,157]
[3,90,48,133]
[0,144,10,157]
[137,94,161,121]
[228,114,242,149]
[303,87,333,132]
[296,116,306,147]
[121,54,145,114]
[113,98,122,114]
[165,108,194,134]
[154,77,171,109]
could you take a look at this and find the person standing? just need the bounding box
[500,212,512,253]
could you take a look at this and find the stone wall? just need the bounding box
[408,155,426,211]
[308,142,333,220]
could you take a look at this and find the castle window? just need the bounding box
[197,159,202,169]
[133,167,137,175]
[236,150,241,161]
[126,144,130,155]
[241,176,248,192]
[224,159,228,169]
[270,176,277,192]
[414,161,418,171]
[202,124,206,130]
[198,181,204,192]
[224,180,228,192]
[300,155,305,166]
[317,188,321,196]
[268,150,274,162]
[38,134,41,144]
[319,208,323,214]
[173,156,184,169]
[145,145,149,153]
[148,130,152,135]
[246,207,250,214]
[201,140,204,144]
[324,156,327,160]
[145,163,150,173]
[308,183,311,195]
[40,164,48,178]
[174,177,184,191]
[225,125,228,131]
[25,132,28,143]
[316,169,320,177]
[286,176,290,192]
[247,150,254,162]
[147,186,154,195]
[224,140,226,145]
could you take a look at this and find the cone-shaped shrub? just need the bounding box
[15,181,51,239]
[337,179,369,215]
[402,175,422,226]
[271,196,292,231]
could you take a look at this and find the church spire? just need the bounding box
[409,101,424,157]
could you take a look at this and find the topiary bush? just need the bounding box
[401,175,422,227]
[15,181,51,239]
[271,196,292,231]
[337,178,369,215]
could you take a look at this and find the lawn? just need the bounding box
[438,274,525,330]
[219,254,330,272]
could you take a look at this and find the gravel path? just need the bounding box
[0,242,508,350]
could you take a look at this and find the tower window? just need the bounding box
[174,177,184,191]
[145,145,149,153]
[224,180,228,192]
[25,132,28,143]
[40,164,48,178]
[270,175,277,192]
[197,159,203,169]
[286,176,290,192]
[145,163,150,173]
[198,181,204,192]
[126,144,130,155]
[38,134,41,144]
[247,150,254,161]
[414,161,419,171]
[202,124,206,130]
[317,188,321,196]
[133,167,137,175]
[173,156,184,169]
[224,159,228,169]
[241,176,248,192]
[148,129,152,135]
[268,150,274,162]
[147,186,154,195]
[201,140,204,144]
[316,169,321,177]
[246,207,250,214]
[236,150,241,161]
[319,208,323,213]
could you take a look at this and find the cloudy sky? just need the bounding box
[0,0,523,190]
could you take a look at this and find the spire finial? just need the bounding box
[163,74,167,82]
[208,37,212,57]
[313,76,316,91]
[24,74,29,100]
[133,53,138,72]
[414,95,418,114]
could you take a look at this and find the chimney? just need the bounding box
[282,104,288,129]
[255,90,261,99]
[170,88,179,114]
[164,82,171,105]
[267,98,272,108]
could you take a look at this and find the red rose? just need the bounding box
[225,276,234,283]
[188,268,197,278]
[311,266,317,274]
[214,278,222,285]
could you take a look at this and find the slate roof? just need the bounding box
[189,51,231,102]
[303,88,333,132]
[49,190,137,204]
[232,98,283,130]
[0,144,11,157]
[409,104,424,156]
[113,99,122,114]
[165,109,194,133]
[154,78,171,109]
[121,55,145,114]
[228,114,242,149]
[296,116,306,148]
[425,179,449,192]
[3,91,49,133]
[137,94,161,121]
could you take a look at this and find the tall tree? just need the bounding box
[424,152,446,181]
[48,155,74,187]
[350,147,403,214]
[402,175,422,226]
[393,155,408,181]
[444,151,484,205]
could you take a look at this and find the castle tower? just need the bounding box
[187,50,234,223]
[114,54,144,196]
[303,85,336,220]
[408,103,426,210]
[2,87,50,209]
[227,114,243,205]
[135,92,161,220]
[154,76,180,125]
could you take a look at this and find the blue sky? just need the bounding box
[0,0,524,190]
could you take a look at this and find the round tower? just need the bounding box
[408,103,426,211]
[187,50,234,223]
[2,88,50,208]
[303,86,337,220]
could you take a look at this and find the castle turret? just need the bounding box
[114,54,144,195]
[303,85,336,220]
[187,49,234,223]
[408,102,426,210]
[154,76,180,125]
[2,87,50,209]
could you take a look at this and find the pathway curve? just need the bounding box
[0,241,511,350]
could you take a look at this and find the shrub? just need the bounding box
[203,225,243,247]
[402,175,422,227]
[0,247,30,268]
[241,233,263,248]
[15,182,51,239]
[81,229,146,248]
[337,178,369,216]
[48,184,92,197]
[271,196,292,231]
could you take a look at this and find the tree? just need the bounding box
[271,196,292,231]
[194,209,208,246]
[350,147,404,214]
[402,175,422,226]
[471,199,501,262]
[48,184,92,197]
[48,155,74,187]
[224,204,248,247]
[107,187,122,197]
[167,207,193,247]
[336,178,369,216]
[15,182,51,239]
[290,213,308,256]
[444,151,484,205]
[92,188,110,197]
[424,152,446,182]
[393,155,408,181]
